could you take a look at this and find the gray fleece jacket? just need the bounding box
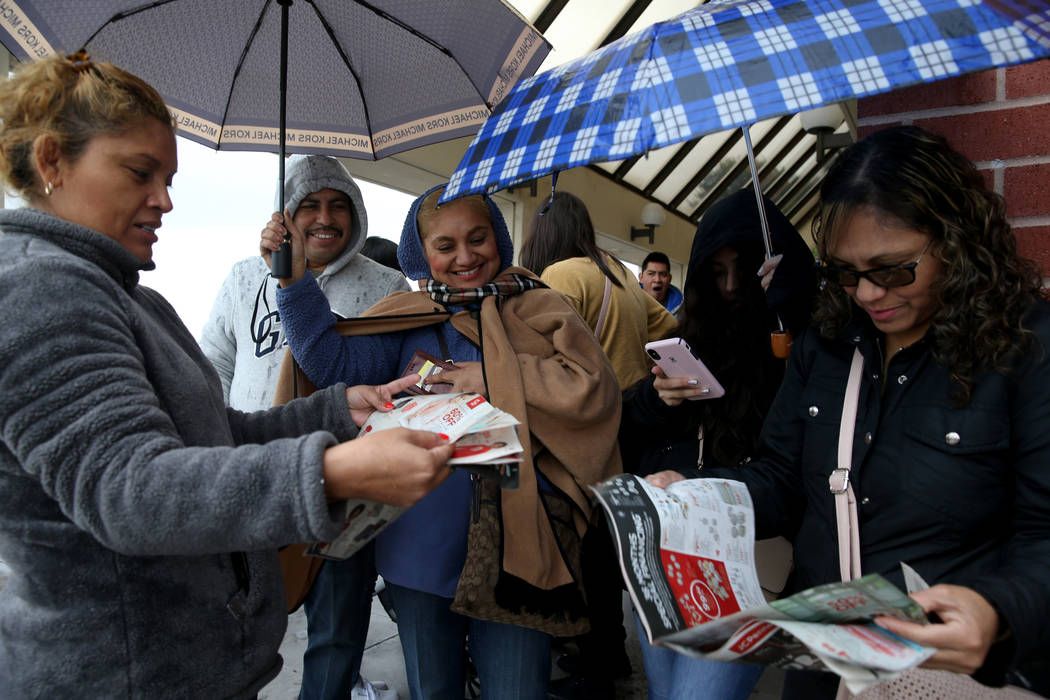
[200,155,408,411]
[0,208,351,698]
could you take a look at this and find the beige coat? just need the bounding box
[276,267,622,633]
[541,255,676,389]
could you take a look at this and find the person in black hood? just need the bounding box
[620,189,816,700]
[622,189,817,477]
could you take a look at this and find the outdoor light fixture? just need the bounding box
[630,202,667,244]
[800,104,853,162]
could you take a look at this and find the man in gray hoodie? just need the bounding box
[201,155,408,700]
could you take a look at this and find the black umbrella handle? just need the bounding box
[271,0,293,279]
[271,239,292,279]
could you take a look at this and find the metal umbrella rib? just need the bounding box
[305,2,374,146]
[0,0,551,276]
[220,4,273,152]
[1,0,549,161]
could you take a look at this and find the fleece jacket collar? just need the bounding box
[0,207,150,290]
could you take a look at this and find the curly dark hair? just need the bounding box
[812,125,1043,403]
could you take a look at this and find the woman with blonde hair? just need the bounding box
[0,54,451,697]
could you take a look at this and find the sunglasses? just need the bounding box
[816,239,933,289]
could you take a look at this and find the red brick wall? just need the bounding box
[857,59,1050,277]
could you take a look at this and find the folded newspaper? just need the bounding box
[306,392,523,561]
[591,474,937,694]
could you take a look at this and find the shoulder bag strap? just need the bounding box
[830,348,865,582]
[593,273,613,339]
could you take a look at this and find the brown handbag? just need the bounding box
[273,357,327,613]
[279,543,325,613]
[450,470,590,637]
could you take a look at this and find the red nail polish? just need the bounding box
[438,433,450,441]
[364,425,372,432]
[384,402,395,409]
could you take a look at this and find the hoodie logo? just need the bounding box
[254,310,285,357]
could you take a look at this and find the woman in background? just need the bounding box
[622,189,816,476]
[521,190,676,390]
[622,189,817,700]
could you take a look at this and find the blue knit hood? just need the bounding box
[397,184,515,282]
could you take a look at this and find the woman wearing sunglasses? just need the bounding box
[646,125,1049,697]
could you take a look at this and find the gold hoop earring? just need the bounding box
[45,182,54,196]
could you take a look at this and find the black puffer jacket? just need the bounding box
[621,190,816,474]
[700,305,1050,686]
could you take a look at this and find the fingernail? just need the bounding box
[687,379,698,385]
[438,433,450,441]
[384,402,395,409]
[700,388,710,394]
[364,425,372,432]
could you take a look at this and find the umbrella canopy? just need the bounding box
[442,0,1050,202]
[0,0,549,160]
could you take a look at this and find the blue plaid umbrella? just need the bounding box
[443,0,1050,202]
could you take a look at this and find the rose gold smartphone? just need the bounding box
[644,338,725,400]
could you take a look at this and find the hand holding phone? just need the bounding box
[644,338,725,401]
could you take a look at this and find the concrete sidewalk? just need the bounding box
[0,555,782,699]
[261,589,786,699]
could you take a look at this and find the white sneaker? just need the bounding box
[351,676,398,700]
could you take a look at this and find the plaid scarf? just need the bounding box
[420,271,546,305]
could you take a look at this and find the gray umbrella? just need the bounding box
[0,0,548,274]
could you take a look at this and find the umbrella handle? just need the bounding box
[770,329,792,360]
[270,0,293,279]
[271,239,293,279]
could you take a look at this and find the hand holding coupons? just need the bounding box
[362,392,522,488]
[307,392,523,562]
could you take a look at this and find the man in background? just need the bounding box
[639,251,683,316]
[200,154,408,700]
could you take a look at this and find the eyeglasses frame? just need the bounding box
[817,238,934,289]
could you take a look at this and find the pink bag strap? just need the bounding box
[830,348,865,582]
[593,273,612,339]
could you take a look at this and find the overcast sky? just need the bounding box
[139,137,416,338]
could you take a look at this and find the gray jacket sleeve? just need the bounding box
[0,258,346,556]
[199,268,239,403]
[225,387,359,446]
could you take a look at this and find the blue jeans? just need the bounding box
[636,614,763,700]
[385,581,551,700]
[299,543,377,700]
